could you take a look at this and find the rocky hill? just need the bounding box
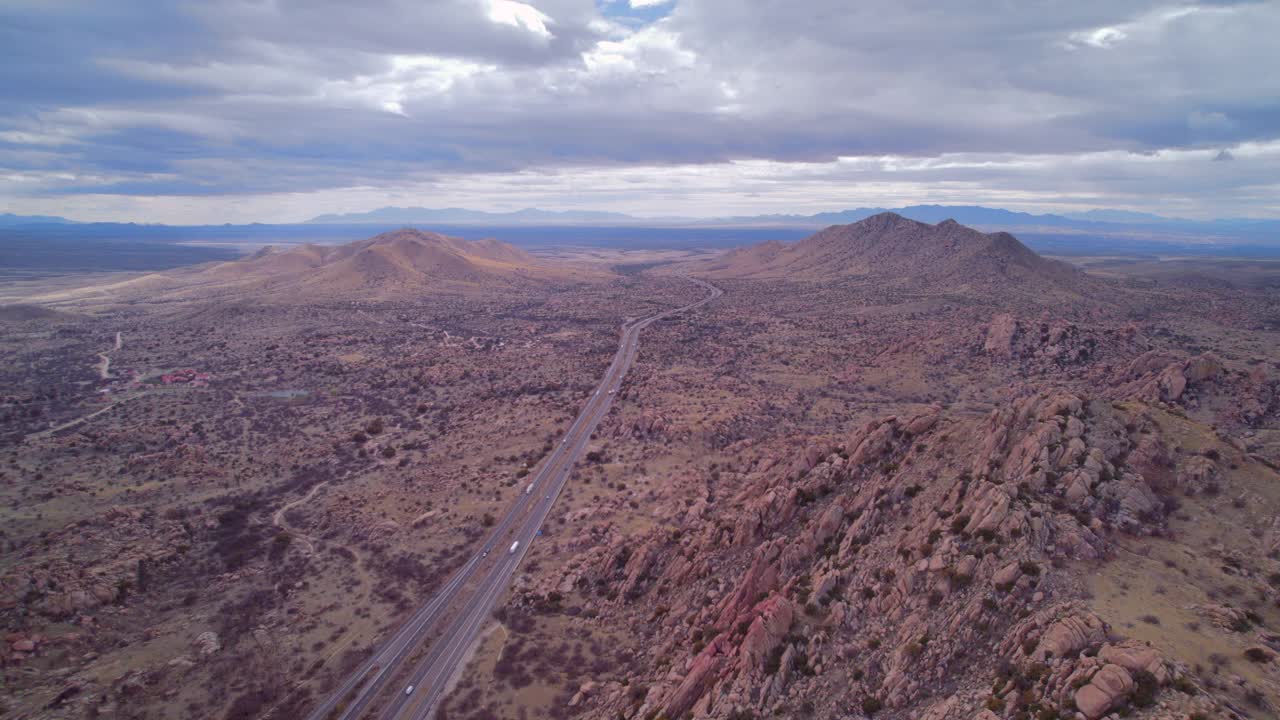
[701,213,1100,300]
[205,228,568,292]
[17,228,602,308]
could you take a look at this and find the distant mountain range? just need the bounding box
[308,206,643,225]
[303,204,1280,239]
[0,212,76,226]
[3,205,1277,252]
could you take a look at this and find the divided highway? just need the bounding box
[306,277,722,720]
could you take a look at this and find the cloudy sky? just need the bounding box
[1,0,1278,223]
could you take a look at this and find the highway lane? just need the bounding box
[306,396,603,720]
[385,276,721,720]
[306,277,720,720]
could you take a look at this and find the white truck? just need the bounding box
[526,482,534,495]
[509,541,520,555]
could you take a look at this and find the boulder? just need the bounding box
[740,595,795,670]
[1157,365,1187,401]
[1099,641,1168,684]
[993,562,1021,589]
[1184,354,1222,383]
[903,408,940,436]
[662,638,726,719]
[849,420,897,466]
[984,314,1018,355]
[1176,455,1217,495]
[1074,664,1134,719]
[813,505,844,546]
[1034,611,1107,662]
[194,631,221,656]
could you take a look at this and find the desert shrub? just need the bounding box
[1131,669,1159,707]
[210,498,267,570]
[763,645,786,674]
[224,688,276,719]
[861,697,883,715]
[1244,647,1273,663]
[1244,687,1267,708]
[268,531,292,562]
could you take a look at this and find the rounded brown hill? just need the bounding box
[701,212,1103,299]
[18,228,602,308]
[226,228,555,289]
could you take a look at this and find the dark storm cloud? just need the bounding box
[0,0,1277,214]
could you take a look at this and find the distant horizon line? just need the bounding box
[6,202,1280,228]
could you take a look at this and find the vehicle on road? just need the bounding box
[509,541,520,554]
[608,389,616,395]
[482,550,489,558]
[525,482,534,495]
[405,685,414,695]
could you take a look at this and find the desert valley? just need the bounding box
[0,214,1277,720]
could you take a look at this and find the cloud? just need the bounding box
[1188,110,1237,133]
[0,0,1278,220]
[485,0,555,38]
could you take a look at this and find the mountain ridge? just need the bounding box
[699,212,1100,300]
[0,212,77,226]
[301,204,1280,239]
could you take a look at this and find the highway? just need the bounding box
[305,277,721,720]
